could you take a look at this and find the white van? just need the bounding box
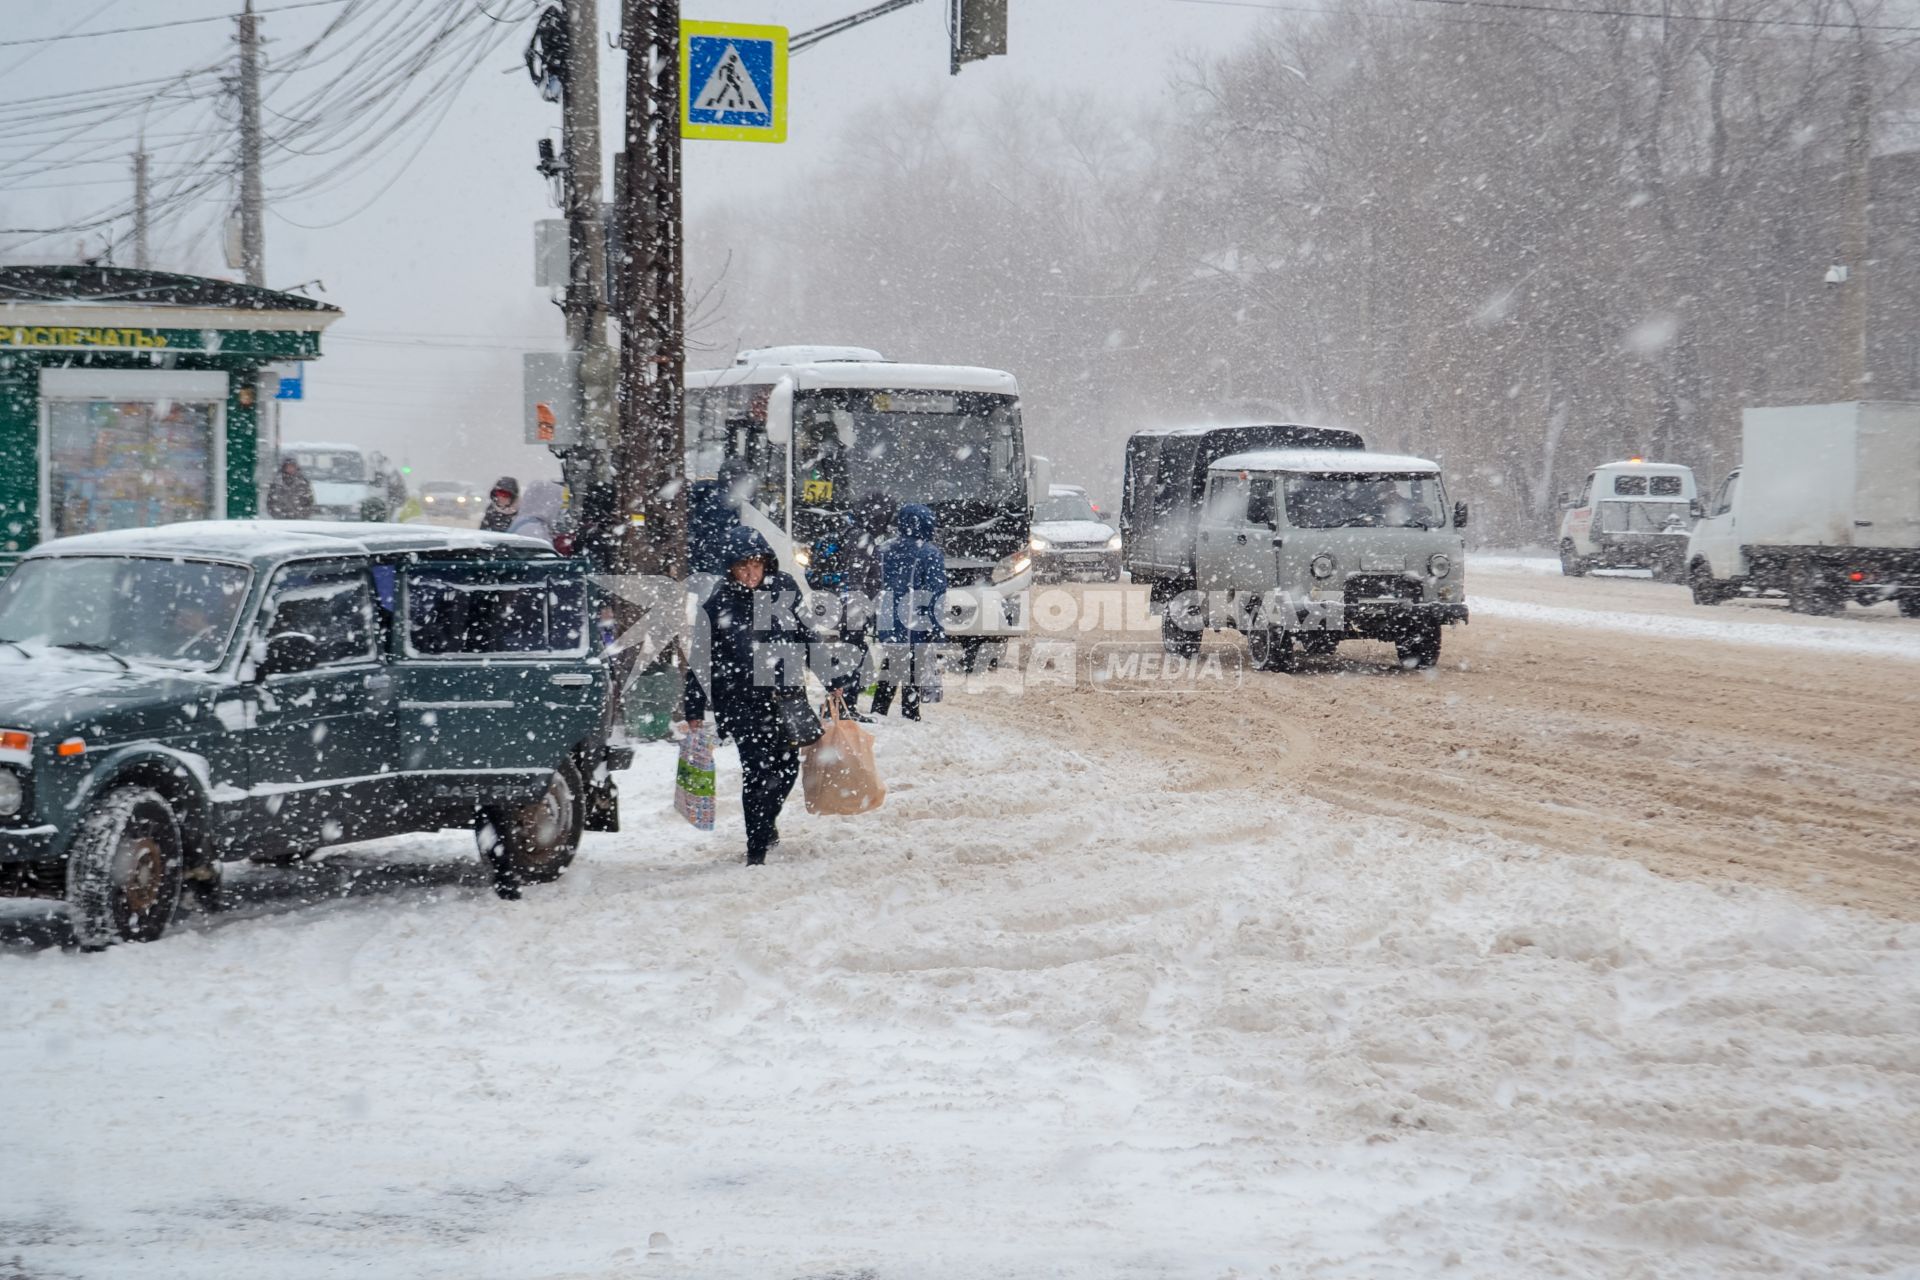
[282,441,386,522]
[1557,460,1697,581]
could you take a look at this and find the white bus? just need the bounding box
[685,346,1038,668]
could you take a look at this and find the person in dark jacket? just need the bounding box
[687,457,758,575]
[480,476,520,533]
[871,503,948,721]
[683,525,814,865]
[266,457,314,520]
[807,492,894,715]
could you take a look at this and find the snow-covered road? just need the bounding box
[5,705,1919,1277]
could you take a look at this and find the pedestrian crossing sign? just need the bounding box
[681,21,787,143]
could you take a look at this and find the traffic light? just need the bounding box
[951,0,1007,73]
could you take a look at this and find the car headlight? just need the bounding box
[1030,534,1051,551]
[993,551,1032,584]
[1105,532,1123,551]
[0,769,23,818]
[1310,553,1337,579]
[1428,553,1453,578]
[423,495,436,505]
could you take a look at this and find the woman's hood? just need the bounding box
[896,504,937,541]
[720,524,779,574]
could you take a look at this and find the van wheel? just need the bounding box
[66,786,184,950]
[1559,540,1588,577]
[479,759,583,899]
[1247,626,1298,672]
[1689,559,1726,606]
[1396,622,1442,669]
[1900,595,1920,618]
[1161,602,1202,657]
[1299,633,1341,658]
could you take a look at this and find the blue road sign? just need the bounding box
[681,22,787,143]
[274,363,304,400]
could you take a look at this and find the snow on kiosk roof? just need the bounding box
[25,521,558,566]
[1211,448,1442,474]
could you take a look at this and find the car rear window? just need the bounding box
[405,571,586,656]
[1649,475,1683,496]
[1613,475,1649,496]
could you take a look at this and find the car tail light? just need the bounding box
[1849,570,1866,583]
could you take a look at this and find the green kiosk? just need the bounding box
[0,265,341,574]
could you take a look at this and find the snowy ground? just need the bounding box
[5,702,1919,1277]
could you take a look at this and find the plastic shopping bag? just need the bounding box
[802,693,886,816]
[673,724,717,830]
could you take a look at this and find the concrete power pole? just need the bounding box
[237,0,266,287]
[1840,28,1873,397]
[132,149,151,269]
[614,0,686,580]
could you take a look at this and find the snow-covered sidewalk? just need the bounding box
[3,715,1916,1278]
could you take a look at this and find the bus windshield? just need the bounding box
[794,390,1024,511]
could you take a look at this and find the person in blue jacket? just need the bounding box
[687,457,758,575]
[682,525,813,865]
[871,503,948,721]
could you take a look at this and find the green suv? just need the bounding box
[0,521,629,949]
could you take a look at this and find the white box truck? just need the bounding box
[1686,402,1920,615]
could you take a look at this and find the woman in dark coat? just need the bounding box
[871,503,948,721]
[480,476,520,533]
[683,525,814,865]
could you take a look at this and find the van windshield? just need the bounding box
[1284,473,1447,529]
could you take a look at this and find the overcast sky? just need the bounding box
[1,0,1265,487]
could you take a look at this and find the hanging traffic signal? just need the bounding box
[950,0,1007,74]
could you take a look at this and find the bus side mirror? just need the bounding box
[1453,501,1469,529]
[764,377,794,445]
[1028,454,1054,502]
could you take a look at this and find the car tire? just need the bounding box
[1688,558,1726,606]
[1247,626,1297,672]
[1396,622,1442,669]
[1161,598,1202,657]
[479,758,584,899]
[1787,559,1843,616]
[66,786,185,950]
[1559,540,1588,577]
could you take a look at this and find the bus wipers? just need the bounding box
[0,637,30,659]
[55,642,130,671]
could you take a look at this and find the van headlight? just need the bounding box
[993,551,1032,584]
[1428,553,1453,578]
[1105,533,1123,551]
[0,769,23,818]
[1310,553,1337,579]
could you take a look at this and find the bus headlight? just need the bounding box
[1310,554,1337,579]
[792,546,812,569]
[0,769,23,818]
[993,551,1032,584]
[1428,553,1452,578]
[1105,533,1123,551]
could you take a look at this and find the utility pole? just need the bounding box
[1839,26,1872,397]
[559,0,619,566]
[237,0,266,287]
[614,0,686,580]
[132,149,151,269]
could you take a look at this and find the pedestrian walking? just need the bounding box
[682,526,815,866]
[871,503,948,721]
[265,457,314,520]
[687,457,758,574]
[480,476,520,532]
[808,492,892,716]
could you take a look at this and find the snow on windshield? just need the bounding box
[0,557,252,668]
[1283,474,1447,530]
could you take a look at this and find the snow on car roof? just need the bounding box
[688,361,1018,396]
[281,441,369,454]
[27,521,554,563]
[1211,448,1441,473]
[1597,459,1691,471]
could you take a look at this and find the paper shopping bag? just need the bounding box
[802,693,886,816]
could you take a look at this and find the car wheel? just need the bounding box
[1688,558,1725,606]
[480,758,584,899]
[1559,540,1588,577]
[1900,595,1920,619]
[1246,626,1298,672]
[1161,598,1202,656]
[66,786,184,950]
[1395,622,1442,669]
[1787,559,1843,616]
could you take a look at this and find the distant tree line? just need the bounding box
[691,0,1920,543]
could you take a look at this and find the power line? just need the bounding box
[0,0,352,50]
[1171,0,1920,32]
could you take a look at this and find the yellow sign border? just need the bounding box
[680,20,787,144]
